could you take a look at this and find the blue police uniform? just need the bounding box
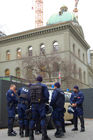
[70,90,85,131]
[29,78,51,140]
[50,88,65,137]
[6,89,18,136]
[29,83,49,129]
[17,87,30,137]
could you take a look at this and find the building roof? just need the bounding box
[0,21,90,49]
[47,12,77,25]
[47,6,77,25]
[47,6,85,38]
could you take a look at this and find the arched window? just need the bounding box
[28,46,33,56]
[53,41,59,51]
[5,69,10,76]
[83,71,86,83]
[6,50,10,60]
[40,44,45,55]
[73,64,76,78]
[53,62,60,77]
[73,44,75,54]
[78,49,80,58]
[83,53,85,62]
[79,68,82,81]
[17,48,21,59]
[16,68,21,78]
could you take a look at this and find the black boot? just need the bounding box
[20,127,24,137]
[41,129,51,140]
[72,128,78,131]
[8,128,16,136]
[80,127,85,132]
[8,118,16,136]
[12,130,17,135]
[29,130,34,140]
[55,128,59,136]
[35,130,41,135]
[19,127,21,136]
[55,128,64,138]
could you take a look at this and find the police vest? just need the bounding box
[30,84,44,104]
[55,90,65,109]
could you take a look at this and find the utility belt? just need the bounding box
[31,98,46,105]
[18,100,29,106]
[76,104,83,109]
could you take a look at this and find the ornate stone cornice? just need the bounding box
[0,21,90,49]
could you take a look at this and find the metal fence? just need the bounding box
[0,80,93,128]
[81,88,93,118]
[0,80,25,128]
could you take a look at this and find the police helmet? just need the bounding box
[68,105,74,114]
[45,104,53,116]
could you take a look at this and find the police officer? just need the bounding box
[17,87,30,137]
[29,76,51,140]
[6,84,18,136]
[50,82,65,138]
[70,86,85,132]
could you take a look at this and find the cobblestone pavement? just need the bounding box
[0,119,93,140]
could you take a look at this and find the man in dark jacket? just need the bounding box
[17,87,30,137]
[29,76,51,140]
[6,84,18,136]
[50,82,65,138]
[70,86,85,132]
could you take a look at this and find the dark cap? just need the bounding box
[36,76,43,82]
[74,85,79,90]
[54,82,60,88]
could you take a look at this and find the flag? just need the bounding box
[32,6,34,10]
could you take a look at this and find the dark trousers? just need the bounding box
[29,104,46,130]
[8,117,15,133]
[52,109,64,129]
[73,115,85,129]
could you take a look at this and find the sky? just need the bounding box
[0,0,93,49]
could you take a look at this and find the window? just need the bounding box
[53,62,60,77]
[78,49,80,58]
[16,68,21,78]
[6,50,10,60]
[73,44,75,54]
[17,48,21,59]
[73,64,76,78]
[79,68,82,81]
[5,69,10,76]
[53,41,59,51]
[40,44,45,55]
[28,46,33,56]
[83,71,86,83]
[83,53,85,62]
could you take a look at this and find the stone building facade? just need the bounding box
[0,6,93,89]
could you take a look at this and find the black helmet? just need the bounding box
[68,105,74,114]
[45,104,53,116]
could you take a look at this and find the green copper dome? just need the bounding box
[47,6,77,25]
